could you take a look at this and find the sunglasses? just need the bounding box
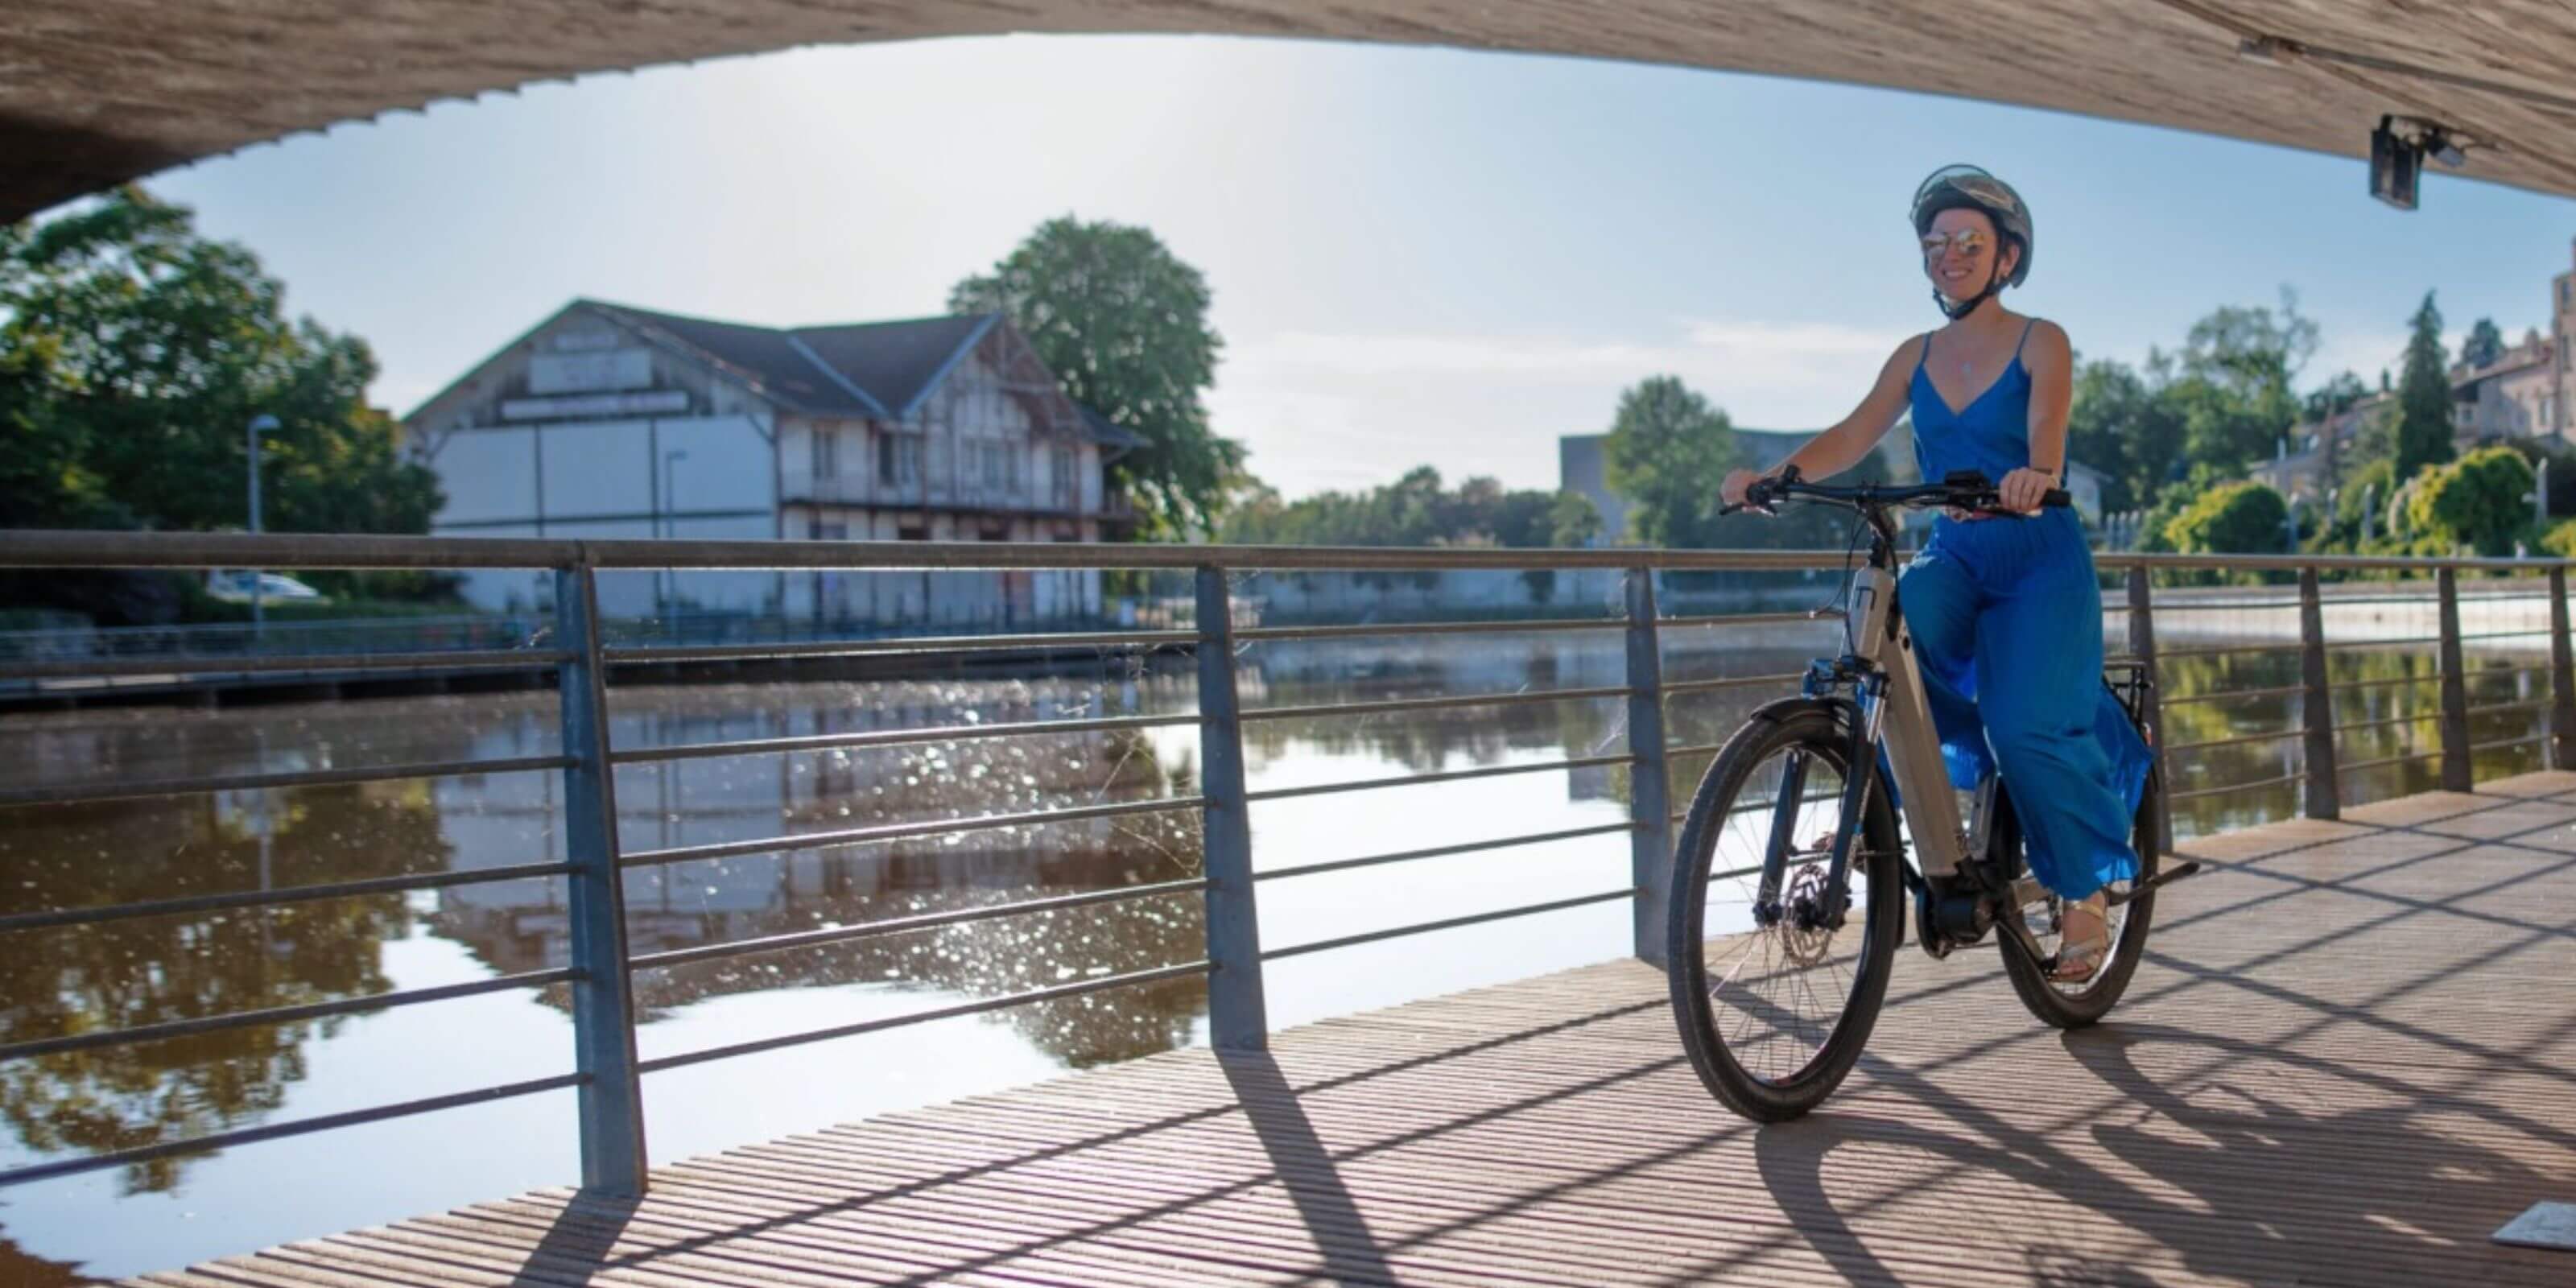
[1921,230,1992,258]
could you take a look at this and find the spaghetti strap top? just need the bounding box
[1907,320,2039,488]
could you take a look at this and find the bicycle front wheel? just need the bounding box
[1667,702,1901,1121]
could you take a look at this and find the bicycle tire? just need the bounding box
[1994,759,2164,1029]
[1667,700,1902,1122]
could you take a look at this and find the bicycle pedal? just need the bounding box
[2104,861,2204,907]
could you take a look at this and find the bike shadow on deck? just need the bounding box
[1710,784,2576,1288]
[1729,1022,2572,1288]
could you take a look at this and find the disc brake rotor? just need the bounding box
[1780,864,1838,968]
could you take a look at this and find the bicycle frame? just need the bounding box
[1843,559,1971,881]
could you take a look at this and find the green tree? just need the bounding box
[2065,357,2171,513]
[0,188,439,536]
[2167,292,2314,477]
[2303,370,2370,423]
[2162,480,2289,555]
[1546,489,1601,547]
[2462,316,2505,369]
[2542,516,2576,559]
[949,217,1245,537]
[1602,376,1740,547]
[2408,445,2537,556]
[2319,456,2398,551]
[2394,292,2456,483]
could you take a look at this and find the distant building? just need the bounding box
[2252,390,2396,506]
[1554,435,1633,547]
[2555,237,2576,440]
[403,299,1140,623]
[2452,331,2557,445]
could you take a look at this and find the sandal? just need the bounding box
[2050,892,2112,983]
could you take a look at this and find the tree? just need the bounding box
[1602,376,1741,547]
[2323,456,2397,550]
[1,188,440,537]
[2065,357,2168,514]
[2168,292,2314,477]
[1546,489,1601,547]
[2543,516,2576,560]
[2394,292,2456,483]
[1214,466,1595,551]
[2162,481,2289,555]
[2303,370,2370,424]
[2408,445,2537,556]
[2462,316,2506,369]
[950,217,1244,538]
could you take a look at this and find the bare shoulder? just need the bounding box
[2024,318,2074,369]
[1879,333,1930,383]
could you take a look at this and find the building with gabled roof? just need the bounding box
[403,299,1140,625]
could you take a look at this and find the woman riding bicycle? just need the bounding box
[1717,165,2151,983]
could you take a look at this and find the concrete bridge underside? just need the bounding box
[8,1,2576,222]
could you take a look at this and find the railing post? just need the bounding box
[2297,567,2339,820]
[2436,566,2474,792]
[555,564,648,1196]
[2550,566,2576,772]
[2125,564,2171,856]
[1624,568,1672,968]
[1194,566,1266,1050]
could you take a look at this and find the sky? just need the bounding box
[132,33,2576,499]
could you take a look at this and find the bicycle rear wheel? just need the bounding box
[1667,702,1901,1121]
[1995,761,2163,1029]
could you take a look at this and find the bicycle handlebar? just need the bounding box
[1722,470,2070,518]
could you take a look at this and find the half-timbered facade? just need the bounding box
[403,300,1139,624]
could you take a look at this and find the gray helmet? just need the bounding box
[1911,164,2033,287]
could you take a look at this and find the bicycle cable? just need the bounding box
[1818,506,1872,658]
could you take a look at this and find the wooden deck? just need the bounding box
[130,774,2576,1287]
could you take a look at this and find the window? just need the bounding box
[877,433,921,487]
[1052,447,1076,509]
[980,443,1005,492]
[811,426,839,480]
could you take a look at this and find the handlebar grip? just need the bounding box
[2043,488,2070,508]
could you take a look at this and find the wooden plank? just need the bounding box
[121,773,2576,1288]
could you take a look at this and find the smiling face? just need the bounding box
[1921,207,2020,302]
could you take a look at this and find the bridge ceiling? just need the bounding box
[7,1,2576,222]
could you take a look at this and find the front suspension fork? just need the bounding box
[1752,686,1881,931]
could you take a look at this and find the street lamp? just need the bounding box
[247,415,280,637]
[660,448,688,621]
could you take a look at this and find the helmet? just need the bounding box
[1910,164,2033,287]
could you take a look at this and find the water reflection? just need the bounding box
[1,784,440,1193]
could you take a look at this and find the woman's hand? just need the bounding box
[1720,469,1766,514]
[1998,466,2058,514]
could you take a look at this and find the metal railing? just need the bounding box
[1,530,2570,1199]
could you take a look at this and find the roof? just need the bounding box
[581,300,1009,420]
[13,4,2576,223]
[1078,406,1150,458]
[2452,338,2553,386]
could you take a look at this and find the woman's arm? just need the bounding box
[1722,338,1923,508]
[2000,320,2074,512]
[1772,338,1923,481]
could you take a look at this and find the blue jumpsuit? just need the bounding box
[1898,323,2151,900]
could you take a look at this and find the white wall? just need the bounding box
[431,427,539,525]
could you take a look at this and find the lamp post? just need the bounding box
[247,415,280,638]
[660,448,687,623]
